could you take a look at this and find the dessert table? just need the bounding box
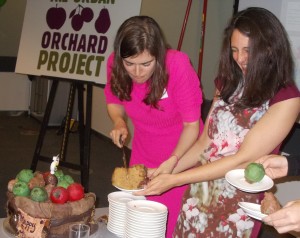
[0,207,119,238]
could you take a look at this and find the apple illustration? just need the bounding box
[46,4,66,30]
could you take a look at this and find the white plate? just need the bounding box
[225,169,274,193]
[127,200,168,214]
[108,191,145,203]
[113,185,145,193]
[238,202,267,220]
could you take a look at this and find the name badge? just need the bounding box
[161,88,168,99]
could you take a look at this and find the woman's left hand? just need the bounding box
[148,156,178,179]
[134,173,176,196]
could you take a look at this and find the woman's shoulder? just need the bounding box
[270,84,300,105]
[166,49,190,64]
[107,52,114,65]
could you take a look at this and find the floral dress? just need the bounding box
[174,88,269,238]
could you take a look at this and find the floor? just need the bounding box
[0,111,295,238]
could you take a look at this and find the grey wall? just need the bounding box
[0,0,26,57]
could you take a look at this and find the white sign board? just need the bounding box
[15,0,142,85]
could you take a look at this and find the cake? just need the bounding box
[112,164,148,190]
[5,169,97,238]
[260,192,281,215]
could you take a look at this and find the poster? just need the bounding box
[15,0,142,85]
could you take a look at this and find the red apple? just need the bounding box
[67,183,84,201]
[42,171,51,181]
[50,187,69,204]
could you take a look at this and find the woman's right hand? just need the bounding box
[255,154,288,179]
[110,120,128,148]
[107,104,128,148]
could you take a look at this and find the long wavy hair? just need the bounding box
[110,16,169,108]
[216,7,295,108]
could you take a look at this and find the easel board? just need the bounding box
[15,0,142,85]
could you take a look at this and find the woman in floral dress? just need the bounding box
[136,7,300,237]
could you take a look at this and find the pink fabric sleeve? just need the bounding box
[166,50,202,122]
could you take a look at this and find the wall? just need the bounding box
[0,0,26,57]
[0,72,30,111]
[0,0,29,111]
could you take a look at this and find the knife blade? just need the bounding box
[119,137,129,178]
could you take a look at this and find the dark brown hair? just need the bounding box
[217,7,295,108]
[110,16,169,108]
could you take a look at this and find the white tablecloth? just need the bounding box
[0,207,118,238]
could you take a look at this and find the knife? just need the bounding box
[119,137,129,178]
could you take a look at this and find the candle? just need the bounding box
[50,155,59,174]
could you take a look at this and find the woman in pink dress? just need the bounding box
[137,7,300,237]
[104,16,203,237]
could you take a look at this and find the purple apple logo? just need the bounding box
[46,4,67,30]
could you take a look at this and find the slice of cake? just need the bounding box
[112,164,147,190]
[260,192,281,215]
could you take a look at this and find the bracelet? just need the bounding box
[171,154,180,168]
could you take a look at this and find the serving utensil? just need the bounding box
[119,137,129,178]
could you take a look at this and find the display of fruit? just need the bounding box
[46,4,67,30]
[28,172,46,190]
[57,179,70,189]
[44,184,55,198]
[44,173,58,186]
[50,186,69,204]
[42,171,51,181]
[16,169,34,183]
[9,168,85,203]
[13,181,30,197]
[54,170,65,181]
[64,174,74,184]
[69,5,94,31]
[7,179,17,193]
[244,163,265,183]
[67,183,84,201]
[30,187,48,202]
[95,7,111,34]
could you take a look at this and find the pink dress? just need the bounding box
[173,83,300,238]
[105,49,203,237]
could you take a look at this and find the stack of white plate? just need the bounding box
[125,200,168,238]
[107,191,146,237]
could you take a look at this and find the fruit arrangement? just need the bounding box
[7,169,84,204]
[244,162,265,183]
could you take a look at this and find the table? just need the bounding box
[0,207,118,238]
